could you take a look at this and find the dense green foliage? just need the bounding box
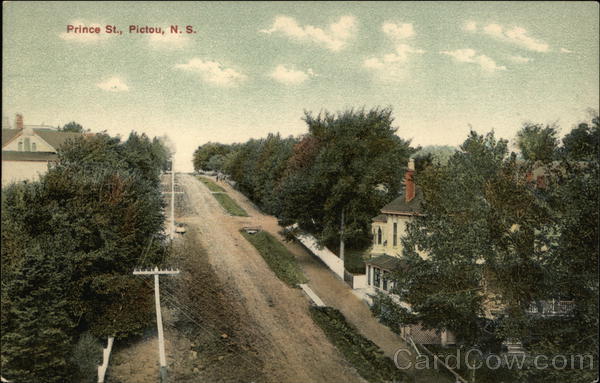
[195,107,415,248]
[240,230,307,286]
[1,131,171,382]
[60,121,85,133]
[192,142,231,171]
[309,306,407,383]
[372,114,598,382]
[516,123,559,162]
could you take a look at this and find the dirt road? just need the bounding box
[189,174,453,383]
[178,174,365,383]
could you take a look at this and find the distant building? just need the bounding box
[2,114,83,186]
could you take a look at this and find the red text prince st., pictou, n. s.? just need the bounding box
[65,24,197,36]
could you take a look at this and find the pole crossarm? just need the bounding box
[133,267,180,275]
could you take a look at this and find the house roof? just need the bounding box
[365,254,408,271]
[2,128,82,151]
[372,214,387,223]
[33,129,82,150]
[1,129,20,147]
[380,188,423,215]
[2,151,58,162]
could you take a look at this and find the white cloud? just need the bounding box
[59,20,110,43]
[560,47,573,53]
[507,55,532,64]
[270,65,315,85]
[174,58,246,87]
[364,44,425,81]
[148,29,190,50]
[260,15,356,51]
[96,77,129,92]
[441,49,506,72]
[382,22,415,40]
[479,23,549,52]
[463,21,478,32]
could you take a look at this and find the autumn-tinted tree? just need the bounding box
[283,107,414,248]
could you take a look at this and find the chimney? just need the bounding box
[405,159,415,202]
[15,114,24,130]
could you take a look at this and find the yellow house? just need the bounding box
[365,159,422,293]
[2,114,83,186]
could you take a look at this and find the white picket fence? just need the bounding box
[287,224,344,279]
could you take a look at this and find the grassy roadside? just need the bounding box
[240,230,307,286]
[309,306,408,383]
[196,176,226,192]
[213,193,248,216]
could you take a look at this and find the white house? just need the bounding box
[2,114,83,186]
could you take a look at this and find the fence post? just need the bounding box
[97,336,115,383]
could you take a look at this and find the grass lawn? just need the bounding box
[197,176,226,192]
[213,193,248,216]
[344,248,367,274]
[309,306,408,383]
[240,230,307,287]
[330,245,368,274]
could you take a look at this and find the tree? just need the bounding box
[560,112,599,160]
[374,116,598,382]
[1,242,75,383]
[516,123,559,162]
[1,131,170,381]
[60,121,85,133]
[193,142,231,171]
[281,107,414,248]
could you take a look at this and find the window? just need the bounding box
[18,141,23,151]
[31,142,37,152]
[24,137,31,151]
[382,271,388,290]
[377,228,382,245]
[367,265,371,285]
[374,267,381,288]
[393,223,398,246]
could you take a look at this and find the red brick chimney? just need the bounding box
[405,159,415,202]
[15,114,24,130]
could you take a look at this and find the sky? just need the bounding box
[3,1,599,171]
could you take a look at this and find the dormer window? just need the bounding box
[32,142,37,152]
[18,141,23,151]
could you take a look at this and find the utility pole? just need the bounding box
[340,207,345,263]
[170,161,175,240]
[133,267,180,383]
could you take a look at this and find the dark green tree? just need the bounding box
[560,113,599,160]
[193,142,231,171]
[516,123,559,163]
[281,107,414,248]
[60,121,85,133]
[1,242,75,383]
